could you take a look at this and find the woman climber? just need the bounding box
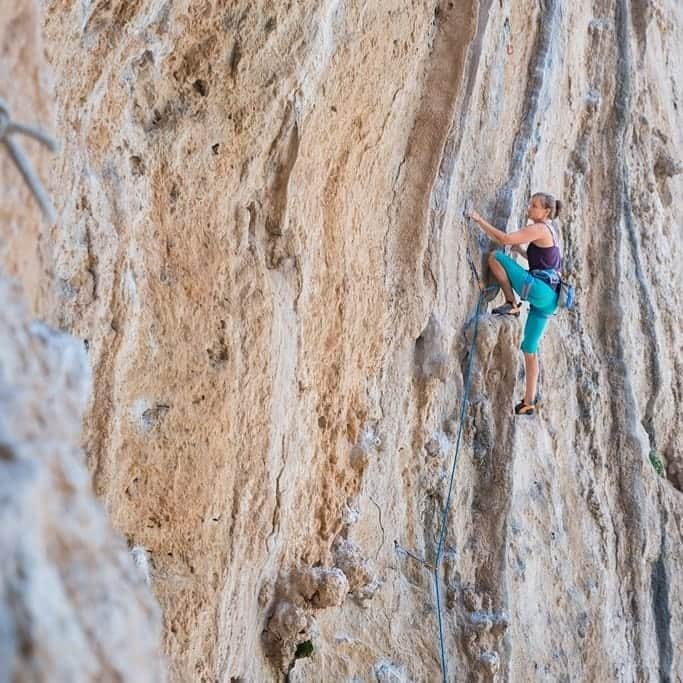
[466,193,562,416]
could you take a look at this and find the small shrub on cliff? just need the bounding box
[649,449,664,477]
[294,640,314,660]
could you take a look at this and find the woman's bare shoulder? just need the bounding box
[530,221,555,246]
[521,222,548,238]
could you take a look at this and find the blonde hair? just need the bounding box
[532,192,562,219]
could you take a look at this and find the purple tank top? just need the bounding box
[527,222,561,271]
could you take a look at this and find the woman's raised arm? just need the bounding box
[466,209,545,246]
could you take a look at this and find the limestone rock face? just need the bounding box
[4,0,683,680]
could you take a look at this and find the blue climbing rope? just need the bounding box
[433,279,494,682]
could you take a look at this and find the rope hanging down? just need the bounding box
[432,213,496,682]
[0,99,58,223]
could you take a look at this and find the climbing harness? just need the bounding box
[519,267,575,311]
[519,268,560,300]
[0,99,58,222]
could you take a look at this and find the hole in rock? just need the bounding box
[130,155,145,176]
[193,79,208,96]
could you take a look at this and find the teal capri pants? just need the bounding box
[494,251,558,354]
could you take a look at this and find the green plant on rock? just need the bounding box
[294,640,314,660]
[286,640,314,681]
[649,449,664,477]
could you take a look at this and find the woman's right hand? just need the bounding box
[465,208,483,223]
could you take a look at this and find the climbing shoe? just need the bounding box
[492,301,521,317]
[514,399,538,416]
